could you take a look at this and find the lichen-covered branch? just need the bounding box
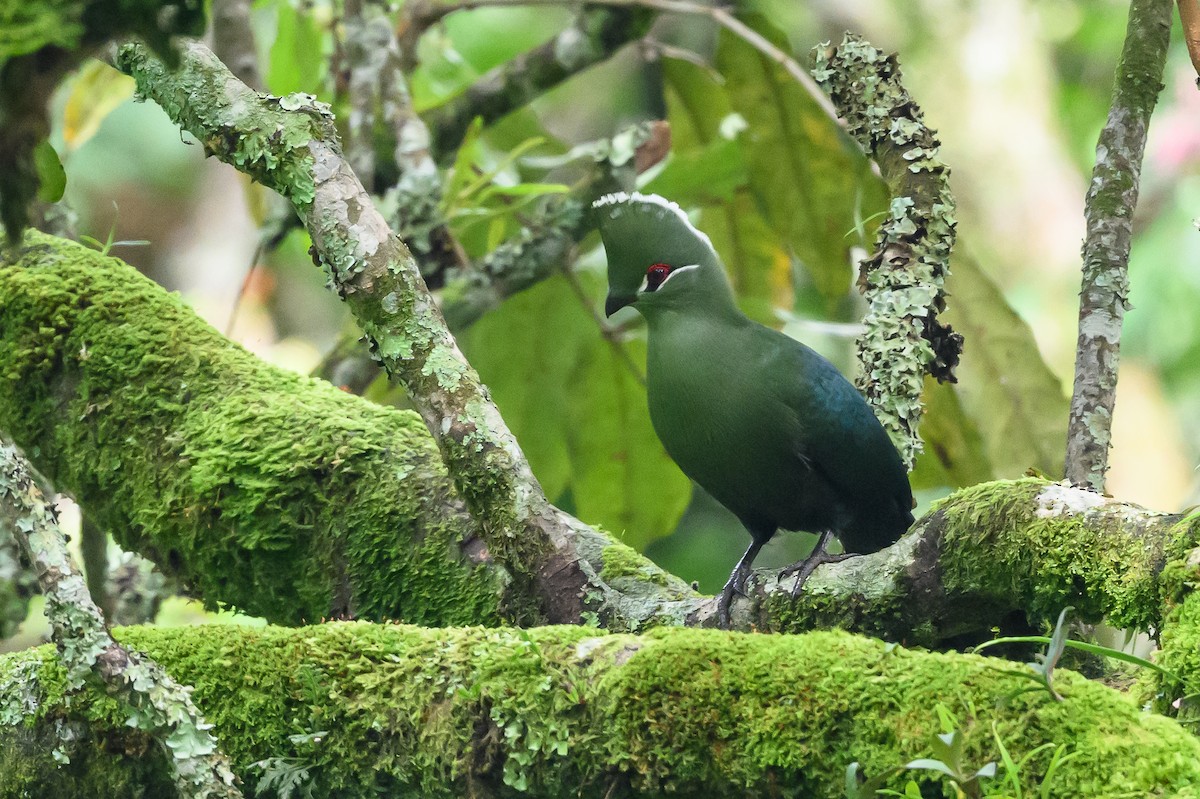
[1065,0,1171,492]
[114,40,594,621]
[409,4,650,159]
[3,623,1200,798]
[0,439,240,799]
[811,35,960,468]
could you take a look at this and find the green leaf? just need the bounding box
[653,58,789,325]
[460,274,691,547]
[973,633,1183,682]
[567,333,691,549]
[61,60,135,152]
[714,17,888,309]
[265,1,327,97]
[33,140,65,203]
[651,58,747,204]
[910,377,994,490]
[459,275,581,502]
[443,118,485,217]
[903,758,959,780]
[943,255,1069,478]
[697,194,791,326]
[642,137,746,204]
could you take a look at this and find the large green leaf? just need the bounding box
[910,377,994,490]
[460,274,691,547]
[650,59,787,325]
[567,334,692,550]
[459,275,580,502]
[714,19,888,309]
[264,0,327,97]
[944,255,1068,478]
[698,194,791,326]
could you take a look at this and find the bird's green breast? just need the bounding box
[643,311,843,534]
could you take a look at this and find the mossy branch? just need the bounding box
[3,623,1200,797]
[811,35,960,469]
[0,232,695,630]
[114,40,588,620]
[0,438,241,798]
[3,236,1195,642]
[1064,0,1171,492]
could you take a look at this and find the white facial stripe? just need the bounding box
[658,263,699,290]
[593,192,715,250]
[638,263,699,294]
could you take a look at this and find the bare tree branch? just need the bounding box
[1065,0,1172,492]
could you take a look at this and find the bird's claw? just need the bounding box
[780,551,853,598]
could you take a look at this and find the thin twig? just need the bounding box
[224,238,263,338]
[561,264,646,386]
[1065,0,1171,491]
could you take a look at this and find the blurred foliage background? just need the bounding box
[27,0,1200,610]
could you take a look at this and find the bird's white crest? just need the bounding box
[593,192,714,250]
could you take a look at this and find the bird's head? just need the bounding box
[593,192,729,318]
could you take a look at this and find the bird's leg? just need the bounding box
[716,537,767,629]
[779,531,853,598]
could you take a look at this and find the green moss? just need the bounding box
[0,232,503,626]
[604,628,1200,797]
[935,479,1167,630]
[600,541,666,586]
[3,624,1199,798]
[1142,514,1200,719]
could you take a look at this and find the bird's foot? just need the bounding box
[716,565,754,629]
[780,551,853,598]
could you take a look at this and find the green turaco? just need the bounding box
[593,192,914,627]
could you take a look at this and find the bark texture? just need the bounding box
[1065,0,1171,491]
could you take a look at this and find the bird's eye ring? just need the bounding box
[645,263,671,292]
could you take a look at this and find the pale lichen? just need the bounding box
[811,35,960,468]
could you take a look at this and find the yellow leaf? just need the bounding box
[62,60,135,152]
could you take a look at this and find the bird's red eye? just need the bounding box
[645,263,672,292]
